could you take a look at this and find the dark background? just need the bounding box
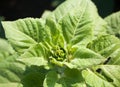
[0,0,120,21]
[0,0,120,38]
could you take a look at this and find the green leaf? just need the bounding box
[99,65,120,87]
[60,68,86,87]
[82,69,114,87]
[2,18,45,54]
[18,43,49,67]
[0,83,23,87]
[104,11,120,39]
[64,47,105,69]
[107,46,120,65]
[0,38,14,62]
[44,68,86,87]
[0,52,48,87]
[80,36,120,86]
[87,35,120,53]
[17,57,48,66]
[43,71,58,87]
[0,38,14,54]
[46,0,100,46]
[42,10,52,19]
[93,17,107,38]
[21,65,48,87]
[45,16,65,47]
[20,43,47,58]
[87,35,120,64]
[0,55,49,87]
[0,55,26,87]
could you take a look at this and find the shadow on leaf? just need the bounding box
[21,65,48,87]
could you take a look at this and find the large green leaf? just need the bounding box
[86,35,120,86]
[2,18,45,54]
[87,35,120,53]
[46,0,99,46]
[0,39,48,87]
[0,55,49,87]
[82,69,114,87]
[99,65,120,87]
[0,55,25,87]
[0,40,48,87]
[105,11,120,39]
[64,47,105,69]
[44,68,86,87]
[87,35,120,65]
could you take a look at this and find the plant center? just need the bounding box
[51,46,66,61]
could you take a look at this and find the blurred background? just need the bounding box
[0,0,120,38]
[0,0,120,20]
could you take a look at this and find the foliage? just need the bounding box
[51,0,65,7]
[0,0,120,87]
[105,11,120,39]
